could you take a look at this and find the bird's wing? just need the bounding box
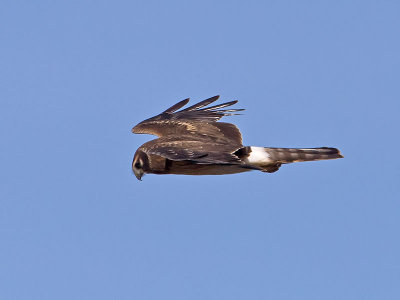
[139,138,242,165]
[131,96,244,146]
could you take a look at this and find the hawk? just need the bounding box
[131,96,343,180]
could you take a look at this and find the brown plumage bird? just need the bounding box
[131,96,343,180]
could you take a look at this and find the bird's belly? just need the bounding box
[167,162,251,175]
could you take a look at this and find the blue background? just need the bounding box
[1,1,399,299]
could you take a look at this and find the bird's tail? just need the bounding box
[239,146,343,172]
[263,147,343,163]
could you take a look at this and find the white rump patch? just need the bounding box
[244,147,274,165]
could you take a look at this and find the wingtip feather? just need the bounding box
[163,98,190,113]
[180,95,220,112]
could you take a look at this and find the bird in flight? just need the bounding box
[131,96,343,180]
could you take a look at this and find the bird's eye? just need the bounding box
[134,162,141,169]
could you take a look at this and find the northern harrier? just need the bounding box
[131,96,343,180]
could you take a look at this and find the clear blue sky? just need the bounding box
[1,1,399,299]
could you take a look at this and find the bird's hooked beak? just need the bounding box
[134,169,144,181]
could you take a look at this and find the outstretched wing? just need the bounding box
[131,96,244,147]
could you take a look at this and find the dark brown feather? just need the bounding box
[162,98,190,113]
[199,100,239,111]
[180,95,220,111]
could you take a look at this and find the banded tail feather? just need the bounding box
[264,147,343,163]
[240,146,343,173]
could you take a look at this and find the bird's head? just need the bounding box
[132,150,148,181]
